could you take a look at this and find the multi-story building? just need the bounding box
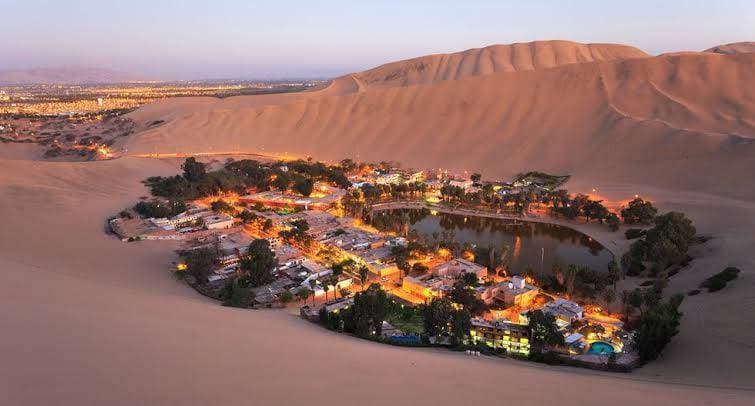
[470,318,531,356]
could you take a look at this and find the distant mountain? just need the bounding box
[0,67,141,85]
[704,42,755,55]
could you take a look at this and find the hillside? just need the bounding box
[348,40,649,89]
[124,48,755,199]
[705,42,755,55]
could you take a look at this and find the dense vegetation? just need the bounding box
[621,198,658,225]
[621,212,696,276]
[635,294,684,362]
[700,267,740,292]
[220,239,279,307]
[527,309,564,349]
[144,157,351,201]
[177,246,220,282]
[133,199,186,218]
[319,284,389,337]
[422,297,472,344]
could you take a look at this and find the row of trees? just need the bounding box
[144,157,351,202]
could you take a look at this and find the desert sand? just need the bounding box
[705,41,755,55]
[2,40,755,405]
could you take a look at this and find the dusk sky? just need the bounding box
[2,0,753,79]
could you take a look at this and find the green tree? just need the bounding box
[296,287,312,303]
[342,284,388,338]
[450,308,472,343]
[239,239,277,287]
[358,265,370,290]
[273,172,291,191]
[134,199,186,218]
[308,279,317,305]
[528,310,564,349]
[279,290,294,303]
[449,281,486,316]
[470,173,482,183]
[461,272,479,287]
[294,177,314,197]
[606,212,620,232]
[182,157,206,182]
[211,199,234,215]
[422,297,454,337]
[621,197,658,225]
[322,279,331,302]
[222,277,253,308]
[636,294,684,362]
[180,246,218,283]
[582,200,609,223]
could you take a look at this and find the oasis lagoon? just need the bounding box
[370,208,613,275]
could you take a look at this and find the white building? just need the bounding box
[204,213,235,230]
[449,179,474,191]
[542,298,584,326]
[375,173,402,185]
[431,258,488,280]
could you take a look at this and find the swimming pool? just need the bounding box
[588,341,615,354]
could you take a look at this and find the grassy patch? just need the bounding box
[386,311,425,335]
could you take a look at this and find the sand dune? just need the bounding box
[0,150,753,405]
[705,42,755,55]
[350,40,649,89]
[3,40,755,404]
[123,51,755,199]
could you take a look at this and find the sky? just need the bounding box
[1,0,753,80]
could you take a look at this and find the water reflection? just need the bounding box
[371,209,612,274]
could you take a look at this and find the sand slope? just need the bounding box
[3,40,755,404]
[124,51,755,199]
[0,151,753,405]
[350,40,648,89]
[705,42,755,55]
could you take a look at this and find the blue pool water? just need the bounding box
[588,341,615,354]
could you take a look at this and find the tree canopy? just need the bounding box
[621,198,658,225]
[238,239,277,288]
[528,309,564,348]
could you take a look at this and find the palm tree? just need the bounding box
[358,265,369,290]
[322,279,331,302]
[328,275,340,299]
[297,288,312,304]
[308,279,317,306]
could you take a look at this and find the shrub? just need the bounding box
[133,199,186,218]
[279,291,294,303]
[700,267,740,292]
[687,289,701,296]
[625,228,646,240]
[211,199,235,215]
